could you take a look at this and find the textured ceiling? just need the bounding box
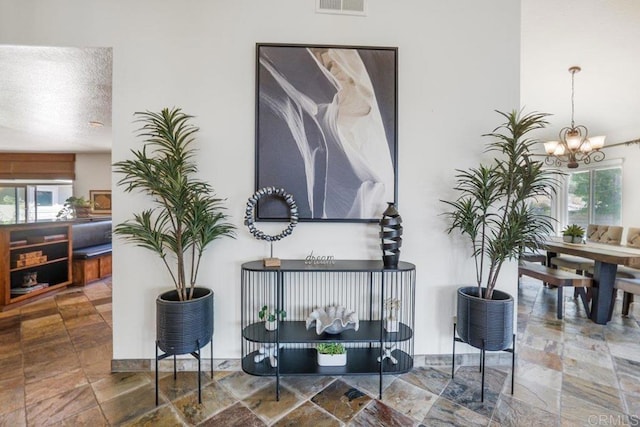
[0,45,112,153]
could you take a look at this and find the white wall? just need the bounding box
[521,0,640,232]
[74,153,112,202]
[1,0,521,359]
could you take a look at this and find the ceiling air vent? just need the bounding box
[316,0,367,16]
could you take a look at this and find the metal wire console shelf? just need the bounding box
[240,260,416,399]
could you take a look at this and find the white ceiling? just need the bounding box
[0,45,112,153]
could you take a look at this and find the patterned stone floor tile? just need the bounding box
[58,300,99,321]
[243,384,301,424]
[561,373,624,412]
[217,370,275,399]
[121,404,184,427]
[280,376,336,398]
[350,399,419,426]
[199,402,266,427]
[25,383,97,426]
[55,291,89,306]
[614,357,640,394]
[399,366,452,395]
[0,329,21,356]
[20,312,63,329]
[272,401,340,427]
[22,338,76,366]
[0,353,23,381]
[421,397,491,427]
[58,406,108,426]
[172,380,237,425]
[67,321,112,351]
[607,341,640,364]
[441,366,506,419]
[514,359,563,391]
[157,371,214,402]
[0,375,25,417]
[24,352,82,384]
[560,394,628,427]
[562,342,613,369]
[0,407,27,427]
[24,367,88,406]
[311,379,371,423]
[380,377,438,421]
[100,383,165,425]
[91,372,151,403]
[77,341,113,367]
[503,374,561,415]
[623,391,640,419]
[341,374,397,397]
[83,357,114,383]
[562,357,618,388]
[517,345,563,371]
[492,394,559,426]
[63,312,105,329]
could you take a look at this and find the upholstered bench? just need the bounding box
[71,220,112,286]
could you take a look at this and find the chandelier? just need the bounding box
[544,66,606,169]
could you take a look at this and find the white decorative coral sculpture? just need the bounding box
[306,305,359,335]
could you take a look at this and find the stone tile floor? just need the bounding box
[1,277,639,426]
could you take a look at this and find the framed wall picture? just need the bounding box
[89,190,112,214]
[256,43,398,222]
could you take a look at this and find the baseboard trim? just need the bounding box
[111,352,513,372]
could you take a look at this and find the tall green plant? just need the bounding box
[113,107,236,301]
[442,110,557,299]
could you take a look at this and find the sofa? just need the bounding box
[71,219,112,286]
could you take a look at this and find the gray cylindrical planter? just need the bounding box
[157,287,214,355]
[456,286,514,351]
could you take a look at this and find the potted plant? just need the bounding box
[316,342,347,366]
[384,297,401,332]
[113,107,236,356]
[258,305,286,331]
[441,110,557,351]
[562,224,585,243]
[57,196,92,219]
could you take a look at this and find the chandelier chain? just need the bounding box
[570,69,576,129]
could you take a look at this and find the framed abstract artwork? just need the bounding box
[255,43,398,222]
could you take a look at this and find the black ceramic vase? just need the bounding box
[379,202,403,269]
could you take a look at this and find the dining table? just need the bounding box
[544,237,640,324]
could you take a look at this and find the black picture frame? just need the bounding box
[255,43,398,222]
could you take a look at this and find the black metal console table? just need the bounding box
[240,260,416,399]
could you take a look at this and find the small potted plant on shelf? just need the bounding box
[56,196,92,219]
[562,224,585,244]
[384,297,401,332]
[316,342,347,366]
[259,305,286,331]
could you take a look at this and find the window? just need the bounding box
[0,182,72,223]
[564,166,622,230]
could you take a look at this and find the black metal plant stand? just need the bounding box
[155,338,213,405]
[451,322,515,402]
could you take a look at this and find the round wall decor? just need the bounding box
[244,187,298,241]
